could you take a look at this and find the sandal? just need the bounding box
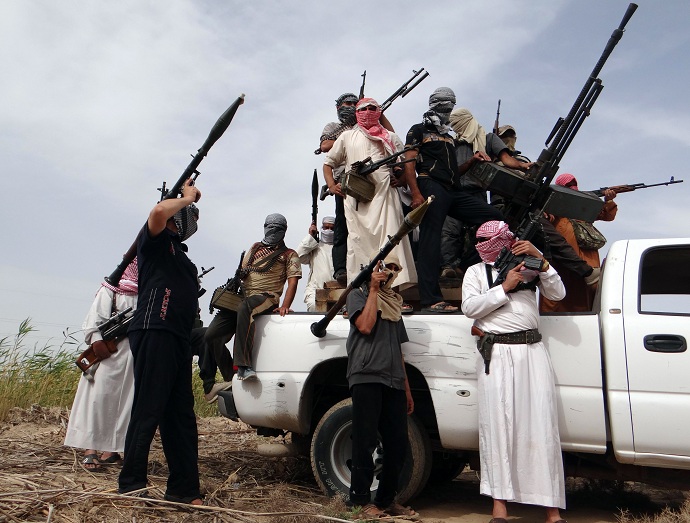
[99,452,122,465]
[422,301,458,313]
[401,303,414,315]
[385,502,419,520]
[164,493,204,505]
[81,453,101,471]
[357,503,391,520]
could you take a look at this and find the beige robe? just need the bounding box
[324,127,417,289]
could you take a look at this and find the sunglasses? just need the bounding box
[356,105,379,112]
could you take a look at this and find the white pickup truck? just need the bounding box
[217,237,690,503]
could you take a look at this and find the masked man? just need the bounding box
[324,98,416,296]
[317,93,358,286]
[540,173,618,312]
[296,216,336,312]
[461,221,566,523]
[345,255,417,520]
[119,178,202,505]
[439,108,535,279]
[204,213,301,381]
[404,88,503,313]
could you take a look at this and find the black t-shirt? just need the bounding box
[128,225,199,341]
[405,122,460,188]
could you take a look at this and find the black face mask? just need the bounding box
[173,204,199,241]
[337,105,356,126]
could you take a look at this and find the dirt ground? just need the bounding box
[0,405,686,523]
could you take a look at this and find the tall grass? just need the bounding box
[0,320,221,421]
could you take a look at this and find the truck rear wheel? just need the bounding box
[310,398,432,505]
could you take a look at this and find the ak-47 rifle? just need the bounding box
[320,146,416,201]
[590,176,683,197]
[197,265,215,298]
[311,196,434,338]
[492,3,638,288]
[75,306,134,380]
[359,70,367,100]
[493,99,501,135]
[346,146,416,182]
[104,94,245,286]
[380,68,430,113]
[311,169,319,241]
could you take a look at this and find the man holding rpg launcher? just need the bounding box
[119,178,203,505]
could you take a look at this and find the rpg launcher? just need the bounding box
[104,94,245,286]
[590,176,683,197]
[311,196,434,338]
[380,68,430,113]
[75,306,134,379]
[492,3,638,288]
[311,169,319,241]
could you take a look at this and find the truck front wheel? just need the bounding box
[310,398,432,505]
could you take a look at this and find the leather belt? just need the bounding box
[492,329,542,344]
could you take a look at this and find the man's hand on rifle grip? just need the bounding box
[501,262,526,293]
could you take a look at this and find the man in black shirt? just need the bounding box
[404,88,503,312]
[119,178,203,505]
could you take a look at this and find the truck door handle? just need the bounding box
[643,335,687,353]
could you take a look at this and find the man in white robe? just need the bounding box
[461,221,567,523]
[296,216,335,311]
[64,260,138,469]
[323,97,416,291]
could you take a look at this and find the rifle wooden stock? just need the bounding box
[105,94,245,286]
[311,196,434,338]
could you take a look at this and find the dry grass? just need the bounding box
[0,405,352,523]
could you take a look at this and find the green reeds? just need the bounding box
[0,319,223,421]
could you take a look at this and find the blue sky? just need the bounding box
[2,0,688,349]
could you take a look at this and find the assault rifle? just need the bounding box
[347,146,416,181]
[359,70,367,100]
[492,3,638,288]
[311,196,434,338]
[493,99,501,135]
[75,306,134,380]
[590,176,683,197]
[320,146,416,201]
[380,68,430,113]
[104,94,245,286]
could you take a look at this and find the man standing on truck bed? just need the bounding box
[345,255,417,520]
[461,221,566,523]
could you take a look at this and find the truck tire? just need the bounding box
[310,398,432,505]
[427,452,467,484]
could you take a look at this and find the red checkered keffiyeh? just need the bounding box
[555,173,578,190]
[475,221,515,264]
[355,98,395,155]
[101,259,138,296]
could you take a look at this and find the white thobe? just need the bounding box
[296,234,334,312]
[461,263,567,509]
[324,127,417,289]
[64,287,136,452]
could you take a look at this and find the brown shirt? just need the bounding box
[242,243,302,302]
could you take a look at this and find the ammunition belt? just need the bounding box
[491,328,542,345]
